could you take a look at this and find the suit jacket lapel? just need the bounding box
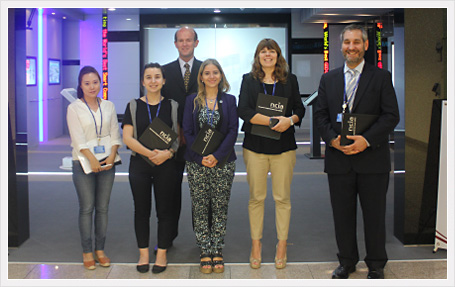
[170,59,185,91]
[334,68,345,111]
[351,63,374,112]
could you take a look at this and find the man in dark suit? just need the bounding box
[314,24,400,279]
[161,27,202,248]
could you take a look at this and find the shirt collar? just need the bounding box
[344,59,365,75]
[178,57,195,70]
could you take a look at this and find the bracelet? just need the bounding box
[289,116,294,126]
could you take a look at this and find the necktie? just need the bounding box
[183,63,191,92]
[345,69,357,112]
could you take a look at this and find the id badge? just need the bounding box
[337,113,343,123]
[94,145,105,154]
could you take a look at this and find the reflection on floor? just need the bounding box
[8,259,447,280]
[10,131,450,284]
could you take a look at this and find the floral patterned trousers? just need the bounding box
[186,161,235,255]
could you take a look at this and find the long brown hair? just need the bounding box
[251,38,288,84]
[193,59,230,111]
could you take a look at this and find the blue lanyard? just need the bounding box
[83,97,102,140]
[262,81,276,96]
[145,95,162,123]
[205,97,217,127]
[342,73,361,113]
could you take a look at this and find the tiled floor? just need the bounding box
[8,259,447,280]
[9,134,451,285]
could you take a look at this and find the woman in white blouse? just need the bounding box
[67,66,122,270]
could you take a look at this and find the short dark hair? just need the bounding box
[340,24,368,43]
[141,62,166,81]
[77,66,101,98]
[174,27,198,42]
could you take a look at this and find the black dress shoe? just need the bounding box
[151,264,167,274]
[136,264,150,273]
[367,269,384,279]
[332,265,356,279]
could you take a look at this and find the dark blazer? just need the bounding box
[314,62,400,174]
[238,72,306,133]
[162,58,203,162]
[162,58,203,112]
[182,92,238,165]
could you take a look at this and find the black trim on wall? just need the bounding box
[417,99,444,244]
[393,7,405,244]
[62,59,80,66]
[365,27,376,66]
[9,8,30,248]
[140,13,291,25]
[291,38,323,54]
[108,31,140,42]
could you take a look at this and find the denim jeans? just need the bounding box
[72,160,115,253]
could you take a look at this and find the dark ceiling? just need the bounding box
[46,7,395,24]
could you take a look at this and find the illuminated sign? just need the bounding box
[323,23,329,73]
[376,22,383,69]
[102,9,108,99]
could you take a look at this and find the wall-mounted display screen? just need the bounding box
[48,59,61,85]
[26,57,37,86]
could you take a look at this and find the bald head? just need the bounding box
[174,27,199,62]
[174,27,198,42]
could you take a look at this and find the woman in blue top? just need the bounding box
[183,59,238,274]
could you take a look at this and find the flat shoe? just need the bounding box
[332,265,356,279]
[151,264,167,274]
[94,253,111,267]
[83,259,96,270]
[367,269,384,279]
[136,264,150,273]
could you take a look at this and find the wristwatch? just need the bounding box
[168,149,175,159]
[289,117,294,126]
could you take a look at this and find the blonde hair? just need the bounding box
[251,38,288,84]
[193,59,230,111]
